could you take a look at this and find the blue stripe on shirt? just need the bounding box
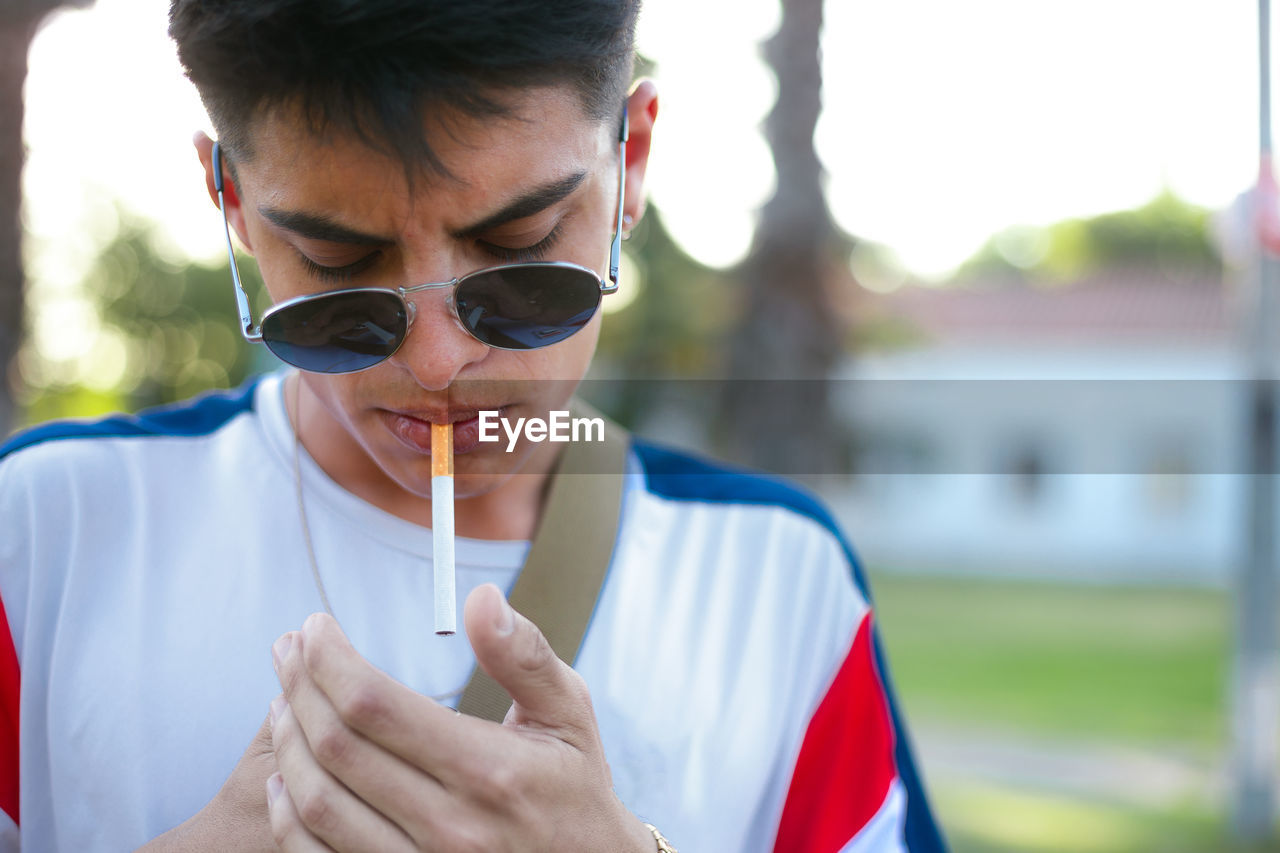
[1,378,262,462]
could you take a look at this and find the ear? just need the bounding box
[622,80,658,227]
[194,130,254,252]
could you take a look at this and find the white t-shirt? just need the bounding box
[0,372,942,851]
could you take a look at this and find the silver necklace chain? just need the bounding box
[290,378,467,703]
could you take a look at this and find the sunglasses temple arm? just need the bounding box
[213,142,264,343]
[604,109,628,295]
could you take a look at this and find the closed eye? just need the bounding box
[297,250,382,283]
[477,222,564,264]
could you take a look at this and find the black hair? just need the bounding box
[169,0,638,176]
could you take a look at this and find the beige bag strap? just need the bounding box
[457,399,630,722]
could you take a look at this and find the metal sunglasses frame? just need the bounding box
[212,109,628,365]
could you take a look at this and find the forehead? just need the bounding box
[233,86,612,222]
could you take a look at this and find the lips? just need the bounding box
[379,406,504,456]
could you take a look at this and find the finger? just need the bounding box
[267,772,337,853]
[463,583,596,741]
[270,697,419,853]
[273,642,457,849]
[291,613,514,783]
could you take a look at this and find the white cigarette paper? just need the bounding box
[431,423,456,635]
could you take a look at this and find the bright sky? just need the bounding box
[19,0,1269,294]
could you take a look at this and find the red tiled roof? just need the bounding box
[862,269,1235,343]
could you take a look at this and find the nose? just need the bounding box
[387,285,490,391]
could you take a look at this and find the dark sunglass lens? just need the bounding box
[454,266,601,350]
[261,291,406,373]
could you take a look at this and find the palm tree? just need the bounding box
[720,0,843,478]
[0,0,93,438]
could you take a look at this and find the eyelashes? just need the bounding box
[297,222,566,283]
[476,221,565,264]
[296,251,382,283]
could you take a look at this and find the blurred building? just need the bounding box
[830,271,1247,585]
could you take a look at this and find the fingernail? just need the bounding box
[302,612,326,637]
[494,592,514,636]
[266,772,284,806]
[269,694,286,728]
[271,633,293,671]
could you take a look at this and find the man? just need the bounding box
[0,1,944,850]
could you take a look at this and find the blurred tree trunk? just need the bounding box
[0,2,91,438]
[720,0,842,478]
[0,17,38,439]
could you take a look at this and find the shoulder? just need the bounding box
[0,378,264,465]
[627,439,873,603]
[0,376,277,651]
[626,442,945,850]
[0,377,272,519]
[631,440,843,535]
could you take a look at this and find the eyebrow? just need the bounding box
[449,170,589,239]
[257,207,392,246]
[257,169,590,248]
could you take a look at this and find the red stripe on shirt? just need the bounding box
[0,595,17,826]
[773,612,897,852]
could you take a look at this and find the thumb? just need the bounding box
[238,713,277,793]
[249,712,275,763]
[464,583,594,733]
[212,712,277,831]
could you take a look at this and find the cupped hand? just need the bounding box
[266,583,653,852]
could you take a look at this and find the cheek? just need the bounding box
[299,373,365,427]
[243,238,293,303]
[517,314,602,384]
[573,309,604,357]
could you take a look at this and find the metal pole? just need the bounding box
[1234,0,1280,839]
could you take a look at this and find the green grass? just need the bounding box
[867,571,1230,748]
[861,572,1280,851]
[855,572,1280,849]
[936,780,1275,853]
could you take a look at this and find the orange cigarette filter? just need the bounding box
[431,423,453,476]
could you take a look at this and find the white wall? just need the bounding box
[827,340,1250,585]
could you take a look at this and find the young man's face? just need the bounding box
[206,84,653,510]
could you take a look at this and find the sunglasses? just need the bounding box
[213,113,627,374]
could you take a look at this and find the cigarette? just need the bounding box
[431,422,456,635]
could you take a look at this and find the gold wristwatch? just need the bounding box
[643,823,678,853]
